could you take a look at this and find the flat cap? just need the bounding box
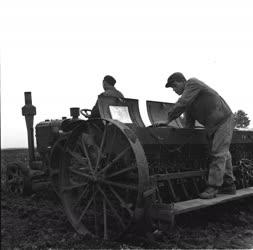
[165,72,186,88]
[104,75,116,86]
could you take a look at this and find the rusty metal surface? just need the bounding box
[97,96,145,127]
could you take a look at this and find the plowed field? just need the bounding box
[1,149,253,249]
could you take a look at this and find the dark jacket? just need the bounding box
[167,78,232,134]
[90,85,124,118]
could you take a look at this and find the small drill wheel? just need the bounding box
[59,119,150,240]
[6,161,32,195]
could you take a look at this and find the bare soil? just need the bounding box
[1,149,253,249]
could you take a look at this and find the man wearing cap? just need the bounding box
[156,72,236,199]
[90,75,124,118]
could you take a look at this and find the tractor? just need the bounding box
[6,92,253,240]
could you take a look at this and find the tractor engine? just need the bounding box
[36,119,64,155]
[35,108,83,169]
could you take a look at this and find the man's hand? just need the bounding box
[153,121,169,127]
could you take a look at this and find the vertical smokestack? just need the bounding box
[22,92,36,164]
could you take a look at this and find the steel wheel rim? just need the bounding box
[59,119,149,239]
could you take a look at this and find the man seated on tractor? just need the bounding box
[90,75,124,118]
[155,72,236,199]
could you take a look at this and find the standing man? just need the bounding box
[90,75,124,118]
[156,72,236,199]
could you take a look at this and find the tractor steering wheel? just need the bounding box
[80,109,92,118]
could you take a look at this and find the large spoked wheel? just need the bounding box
[59,119,150,239]
[6,161,32,195]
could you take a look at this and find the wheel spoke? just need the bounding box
[61,183,88,192]
[109,186,133,216]
[98,147,131,175]
[69,167,94,180]
[73,184,89,208]
[81,134,95,176]
[106,166,136,179]
[95,124,107,173]
[77,190,97,225]
[99,179,138,190]
[70,163,90,172]
[97,185,126,229]
[66,149,88,166]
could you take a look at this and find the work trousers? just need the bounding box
[208,116,235,187]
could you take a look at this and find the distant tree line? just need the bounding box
[233,110,251,128]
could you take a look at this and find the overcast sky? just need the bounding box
[1,0,253,148]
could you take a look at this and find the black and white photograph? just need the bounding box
[1,0,253,249]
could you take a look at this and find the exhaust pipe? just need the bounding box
[22,92,36,164]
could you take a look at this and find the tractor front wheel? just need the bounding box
[6,161,32,195]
